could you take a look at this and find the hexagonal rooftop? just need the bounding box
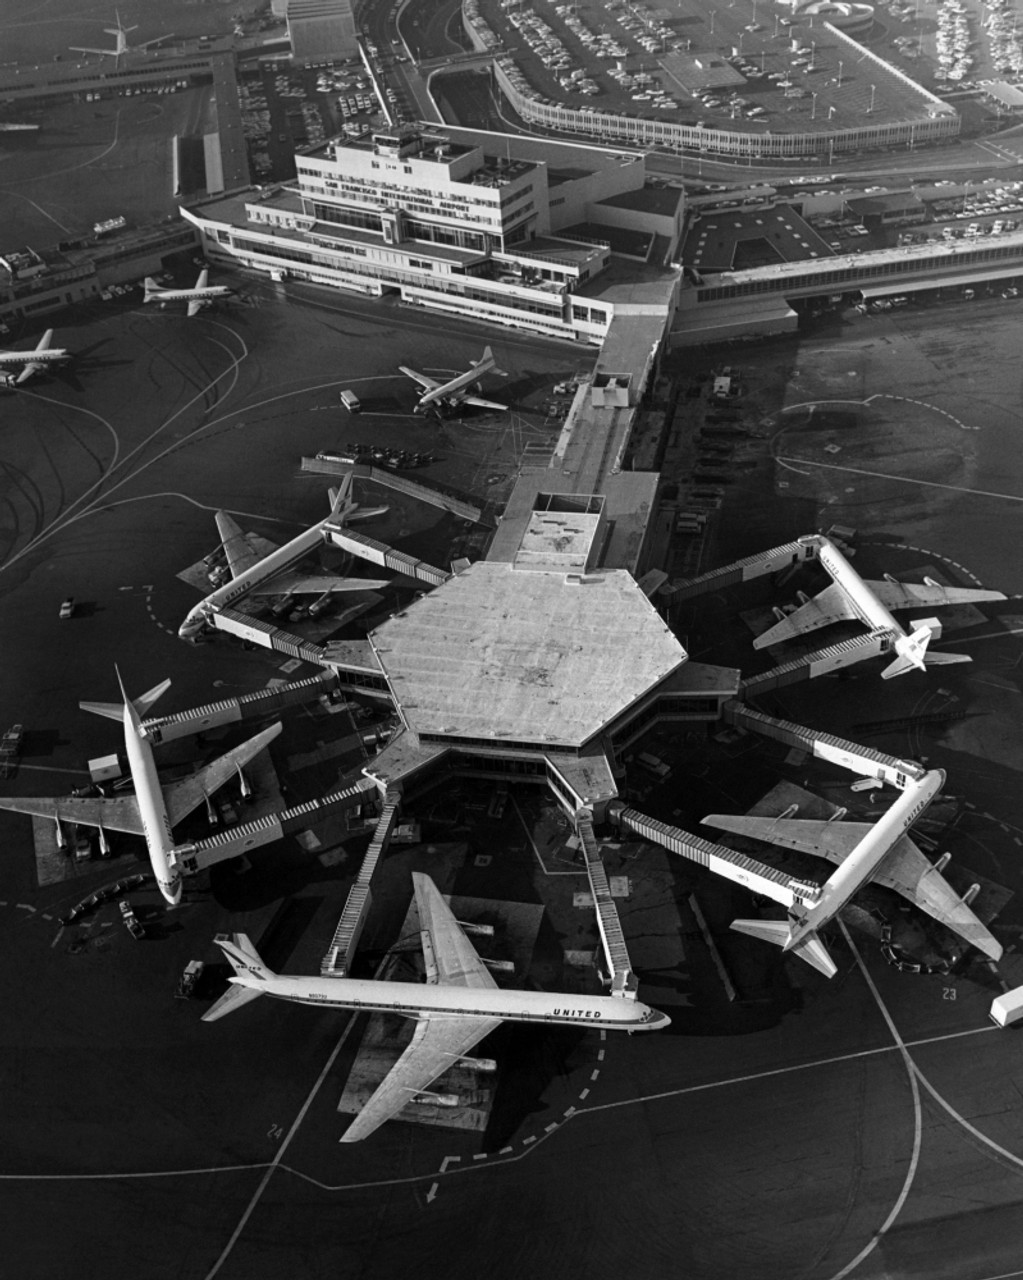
[369,562,686,748]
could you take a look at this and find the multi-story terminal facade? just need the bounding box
[181,125,681,343]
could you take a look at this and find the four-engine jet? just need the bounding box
[399,346,507,414]
[180,482,389,640]
[70,13,172,61]
[755,535,1005,679]
[204,872,670,1141]
[0,672,281,906]
[143,268,232,317]
[702,769,1002,977]
[0,330,71,388]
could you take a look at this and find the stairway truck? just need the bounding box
[990,987,1023,1028]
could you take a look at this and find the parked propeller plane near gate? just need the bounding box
[204,872,670,1141]
[0,672,281,905]
[143,269,232,317]
[0,330,71,388]
[702,768,1002,976]
[399,346,507,414]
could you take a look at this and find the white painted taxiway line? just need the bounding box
[203,1016,361,1280]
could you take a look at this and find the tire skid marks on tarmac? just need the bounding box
[0,321,249,579]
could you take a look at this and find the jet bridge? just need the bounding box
[321,789,402,976]
[671,539,815,600]
[170,776,378,876]
[724,700,926,790]
[575,810,638,999]
[142,671,339,744]
[607,805,824,911]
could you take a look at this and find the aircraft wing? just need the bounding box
[341,873,502,1142]
[246,573,390,598]
[868,580,1006,611]
[0,793,144,836]
[415,871,499,989]
[215,511,269,579]
[703,815,1002,960]
[398,365,440,392]
[163,722,282,828]
[186,297,205,318]
[339,1012,501,1143]
[461,395,506,413]
[752,583,859,649]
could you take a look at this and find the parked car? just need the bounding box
[59,597,75,619]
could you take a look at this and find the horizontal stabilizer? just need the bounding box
[922,652,972,667]
[201,983,264,1023]
[80,676,171,720]
[731,918,837,979]
[79,699,123,722]
[133,677,171,718]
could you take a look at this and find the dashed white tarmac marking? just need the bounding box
[439,1155,460,1173]
[15,903,35,913]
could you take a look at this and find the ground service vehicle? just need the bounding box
[339,389,361,412]
[990,986,1023,1027]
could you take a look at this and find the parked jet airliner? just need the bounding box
[70,13,171,60]
[0,330,71,387]
[179,481,389,640]
[755,535,1004,679]
[399,346,507,414]
[143,268,232,317]
[702,770,988,977]
[205,872,670,1141]
[0,672,281,905]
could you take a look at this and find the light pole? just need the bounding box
[709,9,715,34]
[811,90,817,119]
[868,83,876,113]
[828,104,836,118]
[810,40,815,70]
[837,59,843,88]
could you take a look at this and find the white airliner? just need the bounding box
[70,13,172,60]
[702,769,1001,977]
[755,536,1004,679]
[179,482,389,640]
[0,672,281,905]
[0,330,71,388]
[399,346,507,414]
[143,269,232,317]
[204,871,670,1142]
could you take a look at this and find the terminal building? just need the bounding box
[180,124,683,343]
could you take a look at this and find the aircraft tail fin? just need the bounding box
[328,474,354,519]
[143,277,160,300]
[202,932,274,1022]
[216,931,274,980]
[883,625,935,680]
[731,918,838,979]
[476,344,505,376]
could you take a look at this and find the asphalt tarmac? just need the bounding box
[3,276,1023,1280]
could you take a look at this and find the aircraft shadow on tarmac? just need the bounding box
[209,845,355,912]
[482,1019,591,1152]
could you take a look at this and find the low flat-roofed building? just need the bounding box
[287,0,357,61]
